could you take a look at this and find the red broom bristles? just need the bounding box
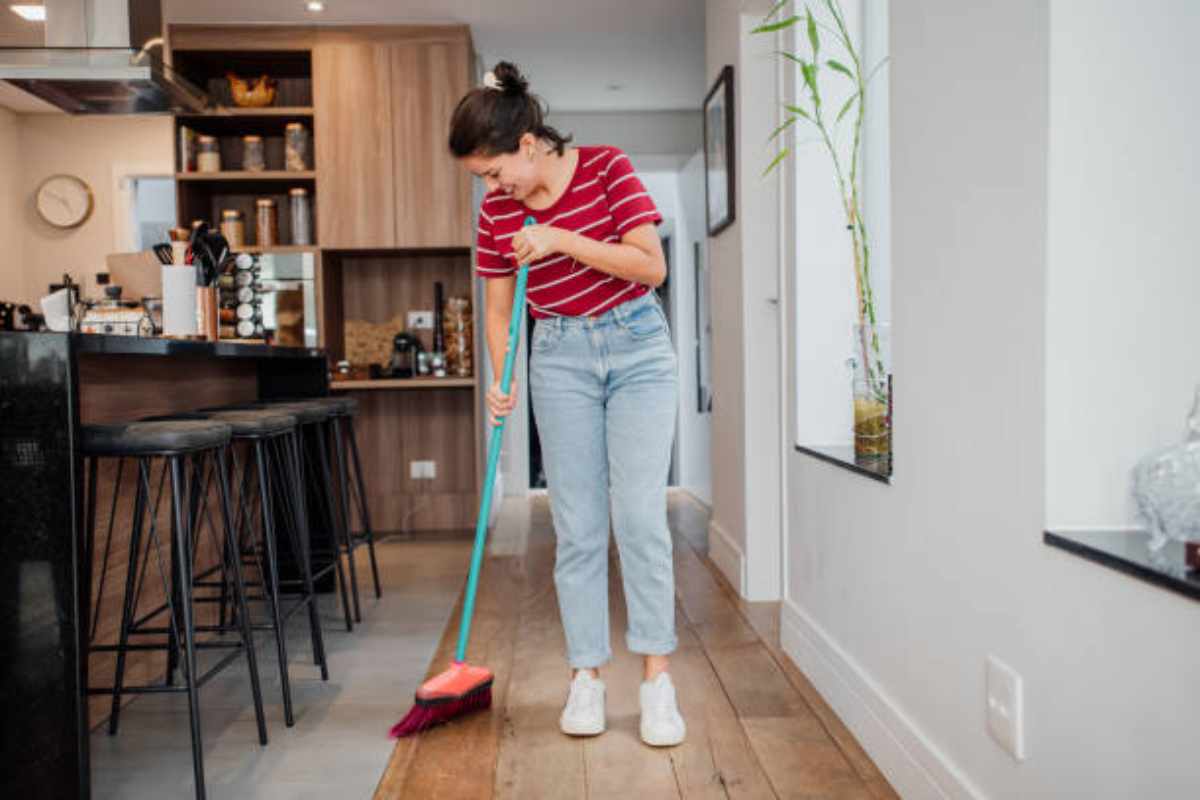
[389,685,493,738]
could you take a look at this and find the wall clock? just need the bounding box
[35,174,95,229]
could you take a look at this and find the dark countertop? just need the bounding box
[1044,529,1200,603]
[70,333,324,360]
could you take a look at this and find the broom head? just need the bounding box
[389,660,494,738]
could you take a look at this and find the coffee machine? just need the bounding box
[387,332,424,378]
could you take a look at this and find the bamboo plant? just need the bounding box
[755,0,889,412]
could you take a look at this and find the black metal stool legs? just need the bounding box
[108,459,149,736]
[328,417,363,623]
[344,417,382,600]
[212,449,269,747]
[276,432,329,680]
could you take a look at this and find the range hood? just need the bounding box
[0,0,208,114]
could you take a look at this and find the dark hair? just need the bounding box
[448,61,573,158]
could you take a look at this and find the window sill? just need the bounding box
[1044,529,1200,603]
[794,444,892,484]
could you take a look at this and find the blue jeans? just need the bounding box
[529,292,679,669]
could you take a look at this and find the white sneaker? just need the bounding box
[559,671,606,736]
[639,672,686,746]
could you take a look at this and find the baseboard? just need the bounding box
[779,599,984,800]
[706,519,745,596]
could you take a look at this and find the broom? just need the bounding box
[390,216,536,738]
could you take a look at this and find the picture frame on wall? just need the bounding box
[703,65,736,237]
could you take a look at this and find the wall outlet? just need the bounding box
[407,310,434,330]
[410,460,436,480]
[986,655,1026,761]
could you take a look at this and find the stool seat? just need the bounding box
[205,410,298,437]
[83,420,232,457]
[256,401,335,425]
[307,396,359,416]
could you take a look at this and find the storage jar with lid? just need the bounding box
[255,198,279,247]
[241,135,265,172]
[289,187,312,245]
[285,123,310,171]
[219,209,245,249]
[196,135,221,173]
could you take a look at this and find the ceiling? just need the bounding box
[159,0,708,113]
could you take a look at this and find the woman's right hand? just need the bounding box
[487,377,519,426]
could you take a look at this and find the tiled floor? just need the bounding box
[90,536,473,800]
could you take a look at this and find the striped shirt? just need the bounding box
[475,145,663,318]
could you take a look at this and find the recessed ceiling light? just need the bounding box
[10,4,46,21]
[606,83,624,91]
[305,0,324,11]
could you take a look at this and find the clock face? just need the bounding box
[36,174,94,229]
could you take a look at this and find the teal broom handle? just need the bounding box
[455,216,536,663]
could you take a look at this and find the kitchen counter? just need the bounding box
[0,332,328,799]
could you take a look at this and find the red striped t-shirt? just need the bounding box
[475,145,663,318]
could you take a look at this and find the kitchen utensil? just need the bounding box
[152,243,174,265]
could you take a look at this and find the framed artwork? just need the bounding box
[703,65,735,236]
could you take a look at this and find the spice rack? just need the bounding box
[171,49,318,251]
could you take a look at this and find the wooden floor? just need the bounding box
[374,493,898,799]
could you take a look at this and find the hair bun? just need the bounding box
[491,61,529,97]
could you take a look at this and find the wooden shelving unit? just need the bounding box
[177,170,316,181]
[331,378,476,391]
[178,106,316,117]
[167,24,481,533]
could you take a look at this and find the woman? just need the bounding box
[448,62,684,747]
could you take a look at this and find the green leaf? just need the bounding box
[768,116,796,142]
[801,63,816,91]
[826,59,853,79]
[806,7,820,57]
[752,15,800,33]
[777,50,806,66]
[783,103,813,120]
[836,92,859,123]
[764,0,789,22]
[762,148,790,177]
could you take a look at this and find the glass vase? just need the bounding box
[848,323,892,464]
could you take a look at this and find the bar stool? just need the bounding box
[156,408,331,728]
[232,400,357,632]
[307,395,382,622]
[83,420,268,800]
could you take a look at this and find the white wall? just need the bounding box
[0,106,23,303]
[780,2,1200,799]
[704,0,783,600]
[8,114,173,306]
[1045,0,1200,531]
[546,110,703,157]
[677,149,713,505]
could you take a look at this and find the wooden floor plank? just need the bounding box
[581,549,682,799]
[494,526,588,799]
[375,492,898,800]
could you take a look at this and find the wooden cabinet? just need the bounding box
[313,41,397,249]
[314,33,473,249]
[391,41,473,248]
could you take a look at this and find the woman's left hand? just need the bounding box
[511,224,570,265]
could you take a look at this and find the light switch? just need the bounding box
[986,655,1026,761]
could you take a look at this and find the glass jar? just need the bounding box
[241,135,265,172]
[443,296,473,377]
[196,135,221,173]
[255,198,278,247]
[219,209,245,249]
[289,187,312,245]
[285,122,310,171]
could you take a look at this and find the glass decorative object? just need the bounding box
[1133,385,1200,551]
[846,322,891,464]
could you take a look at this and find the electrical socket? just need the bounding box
[409,460,436,480]
[407,310,434,330]
[986,655,1026,761]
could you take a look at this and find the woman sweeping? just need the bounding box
[449,61,685,746]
